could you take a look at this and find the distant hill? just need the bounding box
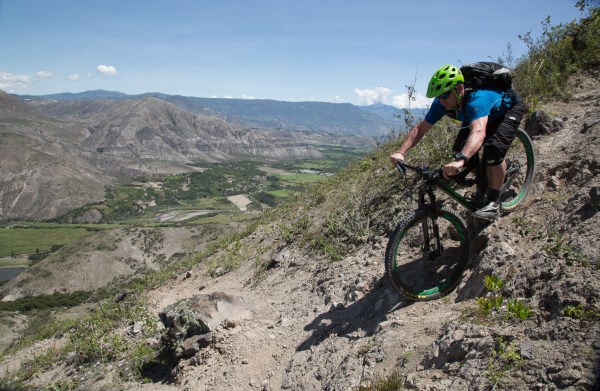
[360,102,428,123]
[0,90,113,220]
[19,90,417,137]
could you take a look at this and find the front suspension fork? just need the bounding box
[418,186,443,259]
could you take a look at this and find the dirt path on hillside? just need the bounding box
[127,237,470,390]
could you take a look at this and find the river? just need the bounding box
[0,267,24,282]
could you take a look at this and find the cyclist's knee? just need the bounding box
[482,147,505,166]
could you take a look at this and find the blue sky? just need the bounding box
[0,0,585,108]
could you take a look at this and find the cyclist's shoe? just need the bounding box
[474,201,500,220]
[466,191,486,208]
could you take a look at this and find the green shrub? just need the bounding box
[512,2,600,107]
[0,291,93,312]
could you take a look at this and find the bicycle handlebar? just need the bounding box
[396,161,443,180]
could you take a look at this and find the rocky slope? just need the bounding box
[1,72,599,390]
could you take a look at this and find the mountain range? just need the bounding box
[19,89,424,136]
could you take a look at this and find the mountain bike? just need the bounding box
[384,128,535,301]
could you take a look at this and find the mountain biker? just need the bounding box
[390,64,526,220]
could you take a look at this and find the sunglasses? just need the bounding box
[439,90,454,100]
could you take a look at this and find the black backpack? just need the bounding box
[460,62,513,91]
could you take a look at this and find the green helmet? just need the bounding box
[426,64,464,98]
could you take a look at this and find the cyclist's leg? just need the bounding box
[483,101,527,187]
[475,101,526,219]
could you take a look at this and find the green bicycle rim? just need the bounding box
[502,130,535,209]
[391,210,469,300]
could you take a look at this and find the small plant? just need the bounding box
[506,298,533,321]
[476,275,506,316]
[512,216,537,238]
[475,275,534,322]
[310,236,344,263]
[486,337,524,386]
[483,274,504,292]
[542,231,588,265]
[562,303,600,320]
[358,370,406,391]
[279,217,310,244]
[476,295,504,316]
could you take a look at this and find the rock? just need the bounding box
[115,290,131,303]
[520,339,535,360]
[525,110,564,137]
[548,175,561,189]
[581,117,600,133]
[158,293,254,360]
[64,351,78,366]
[589,186,600,208]
[158,297,213,358]
[132,321,143,334]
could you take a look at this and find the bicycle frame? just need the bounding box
[400,162,479,215]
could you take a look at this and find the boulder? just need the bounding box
[525,110,564,137]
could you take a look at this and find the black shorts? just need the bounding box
[453,98,526,166]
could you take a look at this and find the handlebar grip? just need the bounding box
[396,161,407,174]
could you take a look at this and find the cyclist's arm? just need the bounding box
[442,116,487,178]
[460,116,487,159]
[390,119,434,164]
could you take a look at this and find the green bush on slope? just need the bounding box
[512,2,599,107]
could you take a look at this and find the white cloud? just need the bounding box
[392,92,432,109]
[35,70,53,79]
[0,72,31,91]
[330,95,344,103]
[354,87,392,105]
[67,74,81,81]
[242,94,256,100]
[97,65,118,76]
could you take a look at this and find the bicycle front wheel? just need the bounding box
[384,206,471,302]
[501,128,536,212]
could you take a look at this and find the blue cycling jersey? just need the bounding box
[425,89,514,125]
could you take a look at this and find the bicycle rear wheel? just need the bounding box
[384,206,471,301]
[500,128,535,212]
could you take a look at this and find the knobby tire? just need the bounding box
[385,206,470,301]
[500,128,535,212]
